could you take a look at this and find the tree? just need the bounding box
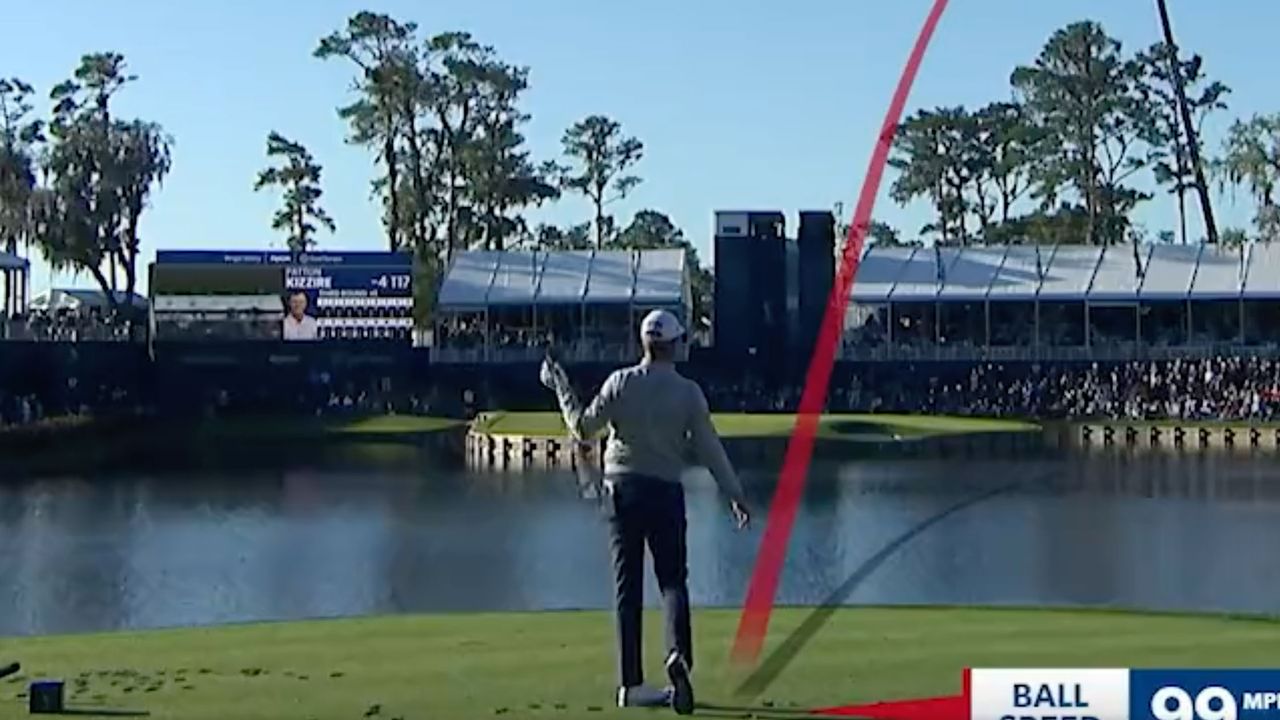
[973,101,1045,228]
[420,31,493,259]
[560,115,643,248]
[613,209,714,332]
[1138,42,1229,244]
[1154,0,1221,245]
[522,222,592,250]
[464,61,558,251]
[1220,227,1250,247]
[890,108,960,244]
[1219,114,1280,240]
[36,53,171,316]
[0,78,43,317]
[613,208,682,249]
[315,12,418,252]
[1012,21,1158,246]
[0,78,43,257]
[867,220,903,246]
[254,133,334,253]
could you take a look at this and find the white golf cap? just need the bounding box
[639,309,685,343]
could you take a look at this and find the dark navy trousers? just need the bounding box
[603,473,692,688]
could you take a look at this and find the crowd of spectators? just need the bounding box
[6,355,1280,429]
[4,308,138,342]
[8,319,1280,428]
[823,357,1280,421]
[657,357,1280,422]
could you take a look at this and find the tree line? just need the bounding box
[0,55,171,316]
[880,19,1280,254]
[0,10,714,327]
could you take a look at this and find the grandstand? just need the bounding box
[844,242,1280,361]
[433,248,691,363]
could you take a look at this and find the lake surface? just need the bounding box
[2,448,1279,636]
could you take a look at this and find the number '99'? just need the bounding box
[1151,686,1237,720]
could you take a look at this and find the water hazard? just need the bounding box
[1,450,1278,636]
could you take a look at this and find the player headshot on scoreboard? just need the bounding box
[282,290,319,341]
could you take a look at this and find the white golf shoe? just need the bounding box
[616,684,672,708]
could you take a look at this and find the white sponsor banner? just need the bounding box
[970,669,1129,720]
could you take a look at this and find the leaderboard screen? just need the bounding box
[150,250,414,342]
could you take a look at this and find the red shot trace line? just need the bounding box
[730,0,952,668]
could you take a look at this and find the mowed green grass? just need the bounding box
[191,414,464,439]
[473,411,1039,439]
[4,608,1279,720]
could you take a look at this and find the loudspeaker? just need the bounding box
[713,211,787,363]
[714,231,753,357]
[796,211,836,355]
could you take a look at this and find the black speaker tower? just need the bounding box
[713,211,786,369]
[796,211,836,358]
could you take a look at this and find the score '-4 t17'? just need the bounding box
[371,274,411,291]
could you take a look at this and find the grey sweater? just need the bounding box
[555,359,745,500]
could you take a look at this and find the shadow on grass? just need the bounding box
[696,702,814,718]
[46,710,150,717]
[733,476,1043,701]
[825,421,896,437]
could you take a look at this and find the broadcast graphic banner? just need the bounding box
[150,250,414,342]
[814,668,1280,720]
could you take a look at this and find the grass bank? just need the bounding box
[3,607,1277,719]
[185,414,464,441]
[3,414,466,475]
[1,413,463,443]
[473,411,1039,440]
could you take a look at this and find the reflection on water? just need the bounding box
[2,452,1279,636]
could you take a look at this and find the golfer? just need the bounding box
[282,291,319,341]
[541,309,751,715]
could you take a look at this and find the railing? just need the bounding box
[3,321,140,342]
[431,343,637,364]
[838,342,1280,362]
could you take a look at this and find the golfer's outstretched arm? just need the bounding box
[689,386,746,502]
[555,371,620,441]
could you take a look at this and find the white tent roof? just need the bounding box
[487,251,540,306]
[1087,245,1149,302]
[939,246,1007,301]
[535,250,593,304]
[1243,242,1280,298]
[436,249,686,310]
[849,246,912,303]
[583,251,635,304]
[889,246,958,301]
[1038,246,1102,301]
[844,242,1269,303]
[30,289,148,311]
[1139,244,1202,301]
[987,245,1048,300]
[633,249,685,304]
[1190,245,1244,299]
[436,251,500,309]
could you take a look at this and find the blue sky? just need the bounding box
[3,0,1276,294]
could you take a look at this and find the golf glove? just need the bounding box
[540,356,571,394]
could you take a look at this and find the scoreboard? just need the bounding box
[150,250,415,342]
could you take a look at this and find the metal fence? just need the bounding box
[838,341,1280,363]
